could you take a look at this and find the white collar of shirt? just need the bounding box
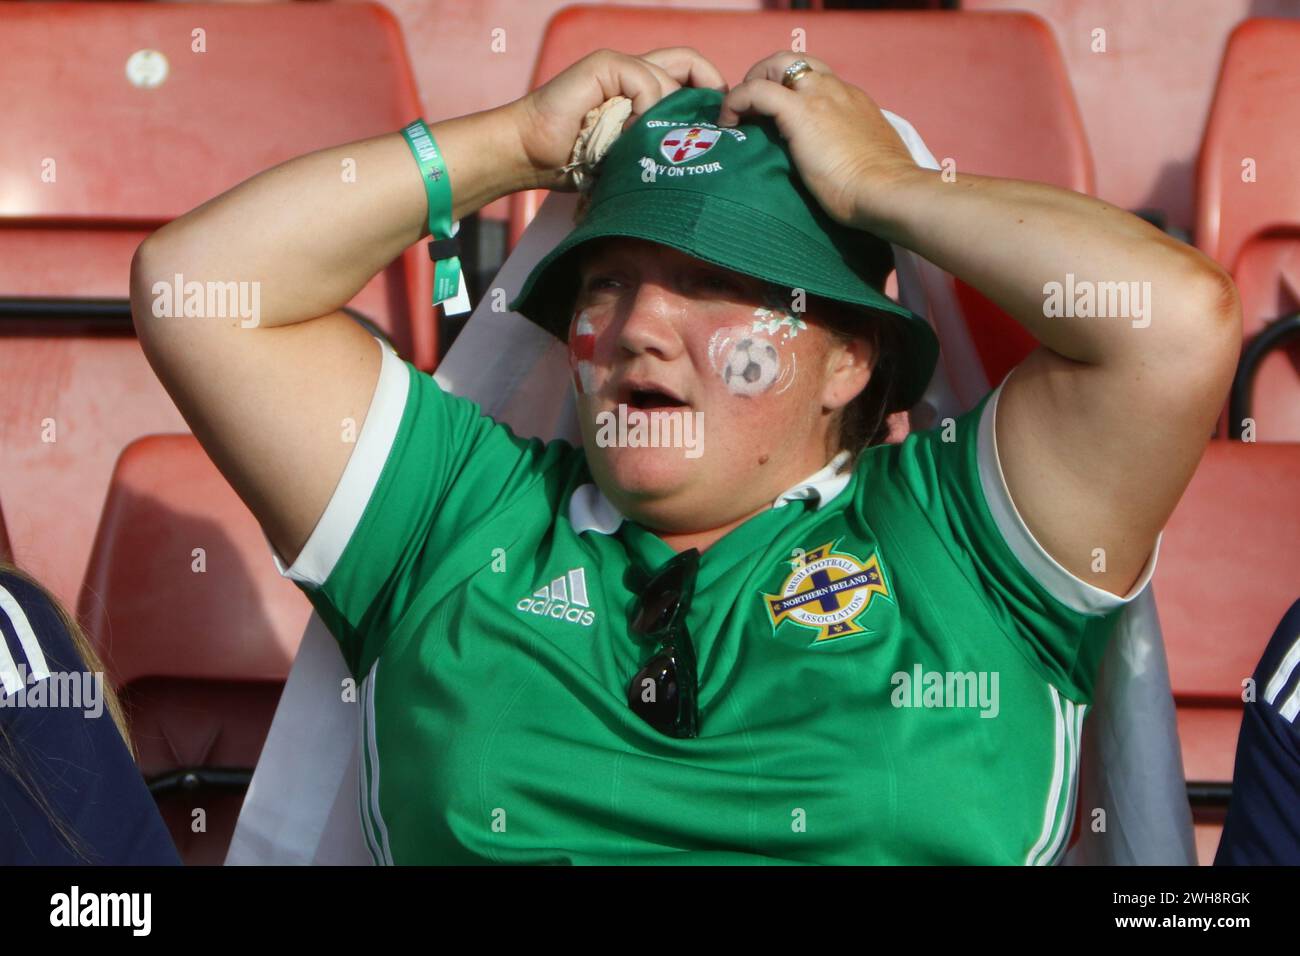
[568,450,855,536]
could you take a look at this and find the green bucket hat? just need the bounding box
[507,85,939,411]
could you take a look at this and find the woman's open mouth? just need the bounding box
[621,382,690,410]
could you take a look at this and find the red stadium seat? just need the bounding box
[963,0,1299,235]
[1198,18,1300,441]
[1153,439,1300,861]
[0,1,429,609]
[78,434,313,866]
[509,6,1093,389]
[0,499,10,566]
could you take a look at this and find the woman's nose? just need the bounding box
[616,282,688,359]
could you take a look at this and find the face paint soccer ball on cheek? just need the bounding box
[722,336,781,396]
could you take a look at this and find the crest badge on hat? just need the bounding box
[659,126,720,164]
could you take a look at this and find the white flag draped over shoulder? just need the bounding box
[225,113,1196,867]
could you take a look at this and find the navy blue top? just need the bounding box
[1216,598,1300,865]
[0,569,180,865]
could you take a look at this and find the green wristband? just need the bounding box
[401,118,463,307]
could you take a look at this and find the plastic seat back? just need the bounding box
[1198,19,1300,440]
[1154,439,1300,785]
[78,434,313,865]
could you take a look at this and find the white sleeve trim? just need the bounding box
[270,336,411,588]
[0,583,49,695]
[976,377,1161,616]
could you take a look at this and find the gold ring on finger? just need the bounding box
[781,59,815,89]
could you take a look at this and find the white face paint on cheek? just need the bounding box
[567,310,597,396]
[751,290,809,341]
[708,324,796,397]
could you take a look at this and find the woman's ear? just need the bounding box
[821,331,874,413]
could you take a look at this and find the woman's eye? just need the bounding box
[582,272,742,296]
[698,273,742,294]
[584,275,620,292]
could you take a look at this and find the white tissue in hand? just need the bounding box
[567,96,633,191]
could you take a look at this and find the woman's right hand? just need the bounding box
[509,47,729,192]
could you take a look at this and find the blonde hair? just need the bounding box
[0,562,133,861]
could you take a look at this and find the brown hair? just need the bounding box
[790,290,908,457]
[0,562,133,861]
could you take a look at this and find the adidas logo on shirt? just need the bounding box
[515,568,596,627]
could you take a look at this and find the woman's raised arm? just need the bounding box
[131,46,727,569]
[129,104,540,567]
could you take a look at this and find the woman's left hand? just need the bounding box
[716,52,918,231]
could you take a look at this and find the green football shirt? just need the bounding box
[272,338,1159,865]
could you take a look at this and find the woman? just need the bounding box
[1216,597,1300,865]
[1,564,180,864]
[131,48,1239,864]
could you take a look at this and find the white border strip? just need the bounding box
[1027,685,1068,865]
[361,660,394,865]
[1048,700,1086,865]
[1263,633,1300,705]
[977,380,1161,615]
[357,665,381,865]
[273,337,411,587]
[1026,688,1085,866]
[1281,684,1300,724]
[0,583,50,695]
